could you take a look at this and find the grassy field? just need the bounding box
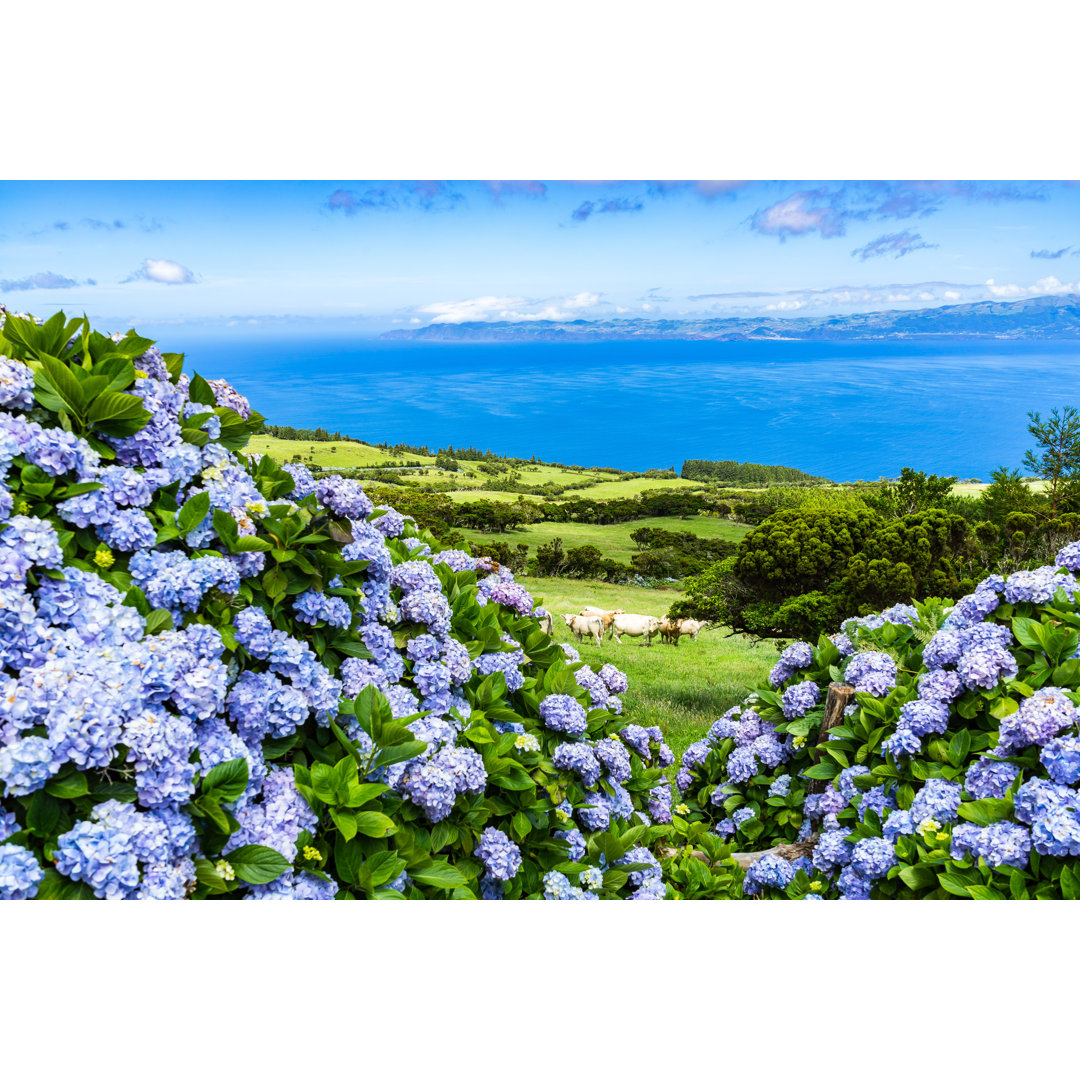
[519,576,776,765]
[247,435,436,468]
[461,515,749,561]
[952,479,1044,497]
[558,476,702,499]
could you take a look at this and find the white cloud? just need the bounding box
[417,292,604,324]
[764,299,806,311]
[985,275,1079,298]
[123,258,196,285]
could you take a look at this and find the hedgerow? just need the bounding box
[0,310,728,901]
[674,551,1080,899]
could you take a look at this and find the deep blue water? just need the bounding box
[172,333,1080,481]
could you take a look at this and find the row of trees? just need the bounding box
[680,457,831,485]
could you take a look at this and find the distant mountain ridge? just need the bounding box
[382,293,1080,343]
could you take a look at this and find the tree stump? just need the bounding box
[806,682,856,795]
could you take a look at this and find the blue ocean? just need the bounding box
[172,333,1080,481]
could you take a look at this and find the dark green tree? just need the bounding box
[1022,407,1080,518]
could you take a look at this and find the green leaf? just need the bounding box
[958,796,1013,827]
[1011,616,1044,651]
[365,851,407,889]
[511,810,532,840]
[35,867,96,900]
[1009,869,1029,900]
[86,390,149,427]
[1061,864,1080,900]
[201,757,249,803]
[489,766,535,791]
[343,782,389,808]
[92,353,136,392]
[947,728,972,768]
[334,834,365,885]
[410,861,468,889]
[213,508,240,550]
[352,811,397,838]
[46,772,89,799]
[234,535,272,552]
[262,564,287,601]
[188,372,216,406]
[37,354,87,418]
[177,491,211,534]
[372,740,428,768]
[329,808,358,840]
[143,608,175,635]
[194,857,232,893]
[27,790,60,837]
[898,863,938,892]
[802,762,841,780]
[965,884,1004,900]
[938,872,974,897]
[163,352,185,381]
[430,821,458,852]
[225,844,291,885]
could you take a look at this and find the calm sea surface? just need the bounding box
[174,334,1080,481]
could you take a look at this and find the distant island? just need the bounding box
[382,293,1080,343]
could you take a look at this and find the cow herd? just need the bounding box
[549,606,710,647]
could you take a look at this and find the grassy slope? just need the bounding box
[460,515,749,561]
[519,576,776,764]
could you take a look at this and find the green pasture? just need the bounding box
[461,514,749,561]
[951,479,1046,497]
[247,435,436,468]
[565,476,702,499]
[519,576,777,765]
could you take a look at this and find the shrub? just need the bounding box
[0,311,687,901]
[680,507,972,639]
[674,548,1080,899]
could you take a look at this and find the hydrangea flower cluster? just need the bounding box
[768,641,813,687]
[742,853,794,896]
[844,651,898,697]
[2,315,675,902]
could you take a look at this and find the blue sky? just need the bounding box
[2,180,1079,333]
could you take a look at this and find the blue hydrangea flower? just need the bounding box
[781,680,821,719]
[812,829,853,874]
[910,779,962,825]
[0,843,43,899]
[474,827,522,882]
[964,757,1020,800]
[538,694,588,736]
[743,853,795,896]
[768,641,814,687]
[844,651,897,697]
[850,836,897,880]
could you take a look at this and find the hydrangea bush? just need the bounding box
[0,310,694,900]
[675,547,1080,899]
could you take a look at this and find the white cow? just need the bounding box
[609,613,661,646]
[562,613,604,646]
[535,608,554,636]
[580,606,623,634]
[678,618,709,641]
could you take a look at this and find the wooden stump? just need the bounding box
[806,682,856,795]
